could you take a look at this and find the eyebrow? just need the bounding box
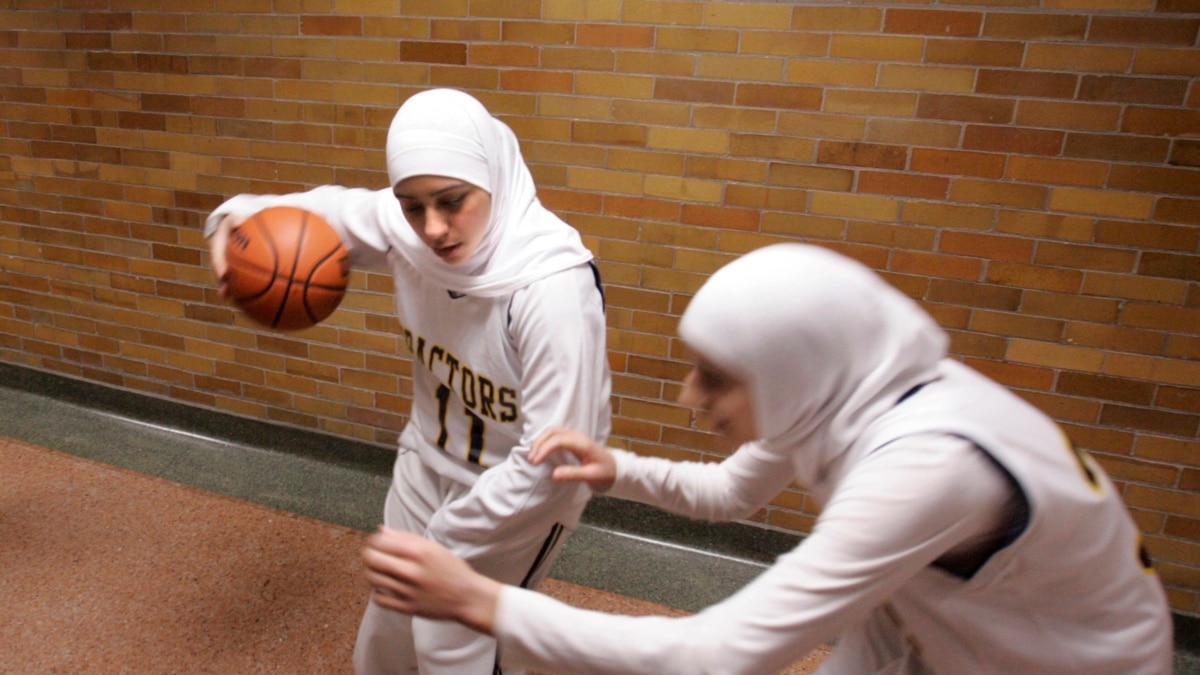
[393,183,468,200]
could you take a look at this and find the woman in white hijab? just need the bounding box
[205,88,612,674]
[362,243,1172,675]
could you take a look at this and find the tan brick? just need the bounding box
[685,156,767,183]
[692,105,777,133]
[787,59,878,87]
[985,262,1083,293]
[996,210,1094,241]
[607,148,685,176]
[866,119,962,149]
[1008,156,1108,188]
[543,0,622,21]
[1007,339,1106,373]
[825,90,918,116]
[811,191,900,221]
[1025,43,1134,73]
[779,112,867,141]
[951,179,1048,210]
[646,126,729,154]
[902,201,996,231]
[969,310,1064,342]
[654,26,738,53]
[576,72,655,99]
[567,167,644,195]
[830,34,924,62]
[1048,188,1154,219]
[740,31,828,57]
[621,0,705,26]
[791,6,883,32]
[615,50,695,76]
[846,221,936,250]
[643,175,723,203]
[767,164,852,192]
[1016,100,1121,132]
[1064,323,1164,356]
[881,64,976,93]
[1025,291,1120,323]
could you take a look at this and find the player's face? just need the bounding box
[394,175,492,265]
[678,353,758,446]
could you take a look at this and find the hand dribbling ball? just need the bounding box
[223,206,349,331]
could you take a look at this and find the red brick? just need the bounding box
[1156,198,1200,225]
[1138,253,1200,281]
[917,94,1013,124]
[735,83,822,111]
[1079,75,1189,105]
[1158,386,1200,414]
[1169,140,1200,168]
[926,39,1023,67]
[858,171,948,199]
[1100,404,1199,437]
[1108,165,1200,198]
[1088,17,1199,45]
[578,23,654,48]
[400,41,467,64]
[1124,107,1200,137]
[891,250,982,281]
[884,9,982,36]
[1058,372,1156,405]
[679,204,760,231]
[911,148,1005,179]
[940,231,1033,261]
[1095,220,1200,252]
[977,69,1078,99]
[963,125,1064,156]
[982,12,1088,40]
[816,141,906,170]
[300,15,362,35]
[653,78,735,105]
[1063,133,1169,163]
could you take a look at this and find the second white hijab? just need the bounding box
[678,244,948,488]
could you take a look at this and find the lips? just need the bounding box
[433,243,460,259]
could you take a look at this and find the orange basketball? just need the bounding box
[223,206,349,331]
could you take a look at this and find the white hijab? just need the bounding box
[678,244,948,488]
[383,88,592,297]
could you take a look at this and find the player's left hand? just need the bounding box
[363,527,501,635]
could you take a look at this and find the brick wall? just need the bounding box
[0,0,1197,613]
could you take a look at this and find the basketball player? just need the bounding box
[204,88,611,674]
[362,243,1173,674]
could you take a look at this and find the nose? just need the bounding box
[423,209,450,240]
[677,369,707,409]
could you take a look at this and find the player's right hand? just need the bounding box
[207,214,241,296]
[530,427,617,493]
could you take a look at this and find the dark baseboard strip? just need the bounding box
[0,361,394,475]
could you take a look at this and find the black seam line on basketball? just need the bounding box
[301,248,347,322]
[304,248,349,291]
[273,212,307,328]
[236,217,283,302]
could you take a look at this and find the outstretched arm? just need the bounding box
[363,527,501,635]
[531,427,796,523]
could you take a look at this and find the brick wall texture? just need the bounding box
[1,0,1198,614]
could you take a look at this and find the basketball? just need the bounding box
[223,206,350,331]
